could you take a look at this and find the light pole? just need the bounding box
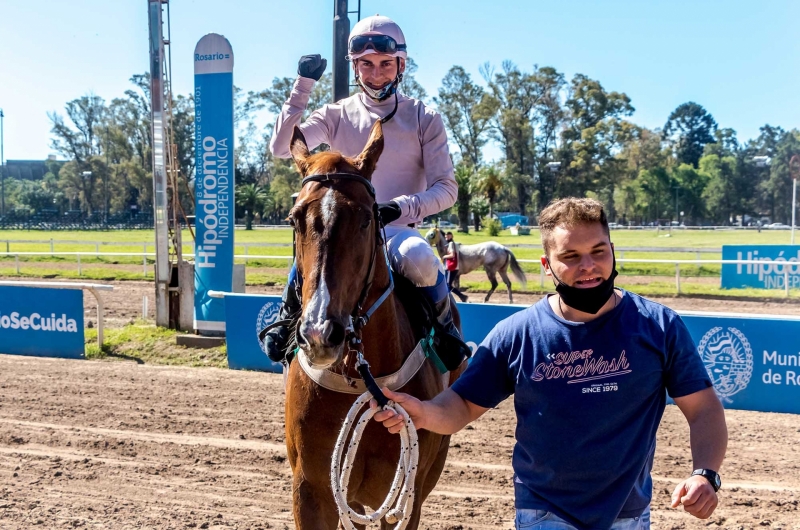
[790,155,799,245]
[82,171,92,214]
[1,108,5,217]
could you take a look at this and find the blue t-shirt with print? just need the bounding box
[451,290,711,530]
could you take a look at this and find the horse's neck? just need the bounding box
[358,260,414,377]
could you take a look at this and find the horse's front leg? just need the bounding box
[292,474,341,530]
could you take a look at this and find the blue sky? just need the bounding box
[1,0,799,161]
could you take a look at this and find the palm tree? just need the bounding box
[236,183,269,230]
[473,163,507,219]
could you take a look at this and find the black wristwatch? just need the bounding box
[691,469,721,492]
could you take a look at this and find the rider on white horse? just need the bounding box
[265,15,470,369]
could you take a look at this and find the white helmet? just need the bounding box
[347,15,407,61]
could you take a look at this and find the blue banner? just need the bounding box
[0,286,85,359]
[680,313,800,414]
[721,245,800,290]
[194,34,235,332]
[224,294,284,372]
[219,294,800,414]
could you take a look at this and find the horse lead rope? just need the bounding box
[330,354,420,529]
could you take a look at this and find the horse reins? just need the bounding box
[298,172,418,529]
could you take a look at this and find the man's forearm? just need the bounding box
[418,388,485,435]
[688,401,727,471]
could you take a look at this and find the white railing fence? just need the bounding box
[1,251,797,297]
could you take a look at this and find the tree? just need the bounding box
[700,154,740,224]
[400,57,427,102]
[482,62,565,215]
[663,102,717,167]
[473,163,508,218]
[558,74,634,216]
[49,94,106,165]
[236,183,269,230]
[435,66,498,168]
[453,161,475,233]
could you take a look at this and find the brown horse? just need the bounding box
[285,120,460,529]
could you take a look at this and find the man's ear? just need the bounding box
[541,255,552,277]
[290,126,310,175]
[354,120,384,178]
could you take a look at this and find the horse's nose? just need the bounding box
[298,319,346,348]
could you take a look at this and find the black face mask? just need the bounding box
[547,257,619,315]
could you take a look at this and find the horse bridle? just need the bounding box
[298,173,395,347]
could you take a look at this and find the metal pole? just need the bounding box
[332,0,350,103]
[0,108,5,217]
[792,177,797,245]
[790,155,799,246]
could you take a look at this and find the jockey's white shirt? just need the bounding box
[270,77,457,227]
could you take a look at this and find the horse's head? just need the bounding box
[425,227,447,258]
[288,121,385,368]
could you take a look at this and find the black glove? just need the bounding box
[298,54,327,81]
[377,201,402,226]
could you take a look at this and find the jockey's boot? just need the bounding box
[261,271,302,365]
[419,272,472,371]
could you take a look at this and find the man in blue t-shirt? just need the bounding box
[373,198,728,530]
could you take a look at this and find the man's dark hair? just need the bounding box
[538,197,609,254]
[445,231,453,236]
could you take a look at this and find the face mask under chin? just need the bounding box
[547,258,619,315]
[357,76,400,101]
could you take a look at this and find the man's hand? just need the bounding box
[377,201,402,226]
[671,475,718,519]
[371,387,426,433]
[298,54,327,81]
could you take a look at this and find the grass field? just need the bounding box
[0,227,797,299]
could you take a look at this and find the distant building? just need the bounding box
[3,157,65,181]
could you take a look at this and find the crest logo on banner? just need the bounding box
[256,302,280,355]
[698,326,754,403]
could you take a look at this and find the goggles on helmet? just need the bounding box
[348,34,407,56]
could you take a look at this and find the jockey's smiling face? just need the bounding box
[543,223,614,289]
[355,55,405,90]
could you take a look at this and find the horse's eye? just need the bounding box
[361,218,371,230]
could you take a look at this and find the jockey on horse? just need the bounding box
[266,15,470,370]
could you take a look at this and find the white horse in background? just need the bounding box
[426,228,528,303]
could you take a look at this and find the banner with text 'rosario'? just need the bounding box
[194,34,234,332]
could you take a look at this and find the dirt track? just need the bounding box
[1,355,799,529]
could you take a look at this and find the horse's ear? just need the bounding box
[354,120,384,178]
[290,126,310,175]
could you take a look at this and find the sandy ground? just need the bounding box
[0,355,799,529]
[1,274,799,528]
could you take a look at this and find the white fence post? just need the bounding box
[77,254,82,276]
[540,263,545,288]
[50,238,54,256]
[143,254,148,277]
[95,242,99,257]
[675,263,681,294]
[618,251,624,271]
[786,269,790,298]
[15,254,19,275]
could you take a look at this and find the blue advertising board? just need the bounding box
[223,294,284,372]
[220,293,800,415]
[0,286,85,359]
[680,312,800,414]
[194,34,235,332]
[721,245,800,290]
